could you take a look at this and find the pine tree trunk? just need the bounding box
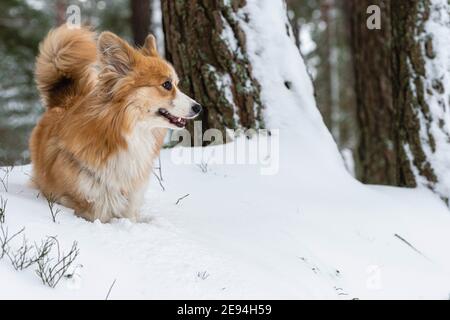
[350,0,450,202]
[348,0,397,185]
[391,0,428,188]
[131,0,151,46]
[161,0,264,138]
[392,0,450,202]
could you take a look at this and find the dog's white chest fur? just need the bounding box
[78,124,157,222]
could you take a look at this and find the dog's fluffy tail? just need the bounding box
[35,25,97,109]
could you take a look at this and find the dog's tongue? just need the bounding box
[159,109,187,128]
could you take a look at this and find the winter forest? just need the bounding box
[1,0,450,300]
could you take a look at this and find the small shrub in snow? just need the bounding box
[105,279,117,300]
[0,224,25,260]
[0,227,54,272]
[7,235,36,270]
[0,216,80,287]
[6,235,60,271]
[0,166,13,192]
[35,237,80,288]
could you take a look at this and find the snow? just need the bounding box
[2,139,450,299]
[2,0,450,300]
[220,16,239,54]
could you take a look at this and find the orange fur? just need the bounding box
[30,26,198,222]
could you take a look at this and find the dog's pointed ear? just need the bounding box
[98,31,134,76]
[142,34,159,57]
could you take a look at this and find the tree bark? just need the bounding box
[392,0,450,202]
[161,0,264,139]
[350,0,450,202]
[348,0,397,185]
[130,0,151,46]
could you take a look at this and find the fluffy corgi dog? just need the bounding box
[30,26,201,222]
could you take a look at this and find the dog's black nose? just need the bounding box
[192,104,202,114]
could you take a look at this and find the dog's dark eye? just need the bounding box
[162,81,173,91]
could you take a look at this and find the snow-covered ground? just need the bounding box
[2,135,450,300]
[2,0,450,300]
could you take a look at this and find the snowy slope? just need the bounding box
[2,0,450,300]
[2,140,450,299]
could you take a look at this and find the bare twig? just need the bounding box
[0,196,6,224]
[105,279,117,300]
[46,195,61,223]
[175,194,190,205]
[6,235,36,270]
[34,237,55,264]
[152,170,165,191]
[0,225,25,260]
[394,233,430,261]
[0,225,40,270]
[0,220,81,286]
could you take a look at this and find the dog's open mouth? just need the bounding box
[158,108,187,128]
